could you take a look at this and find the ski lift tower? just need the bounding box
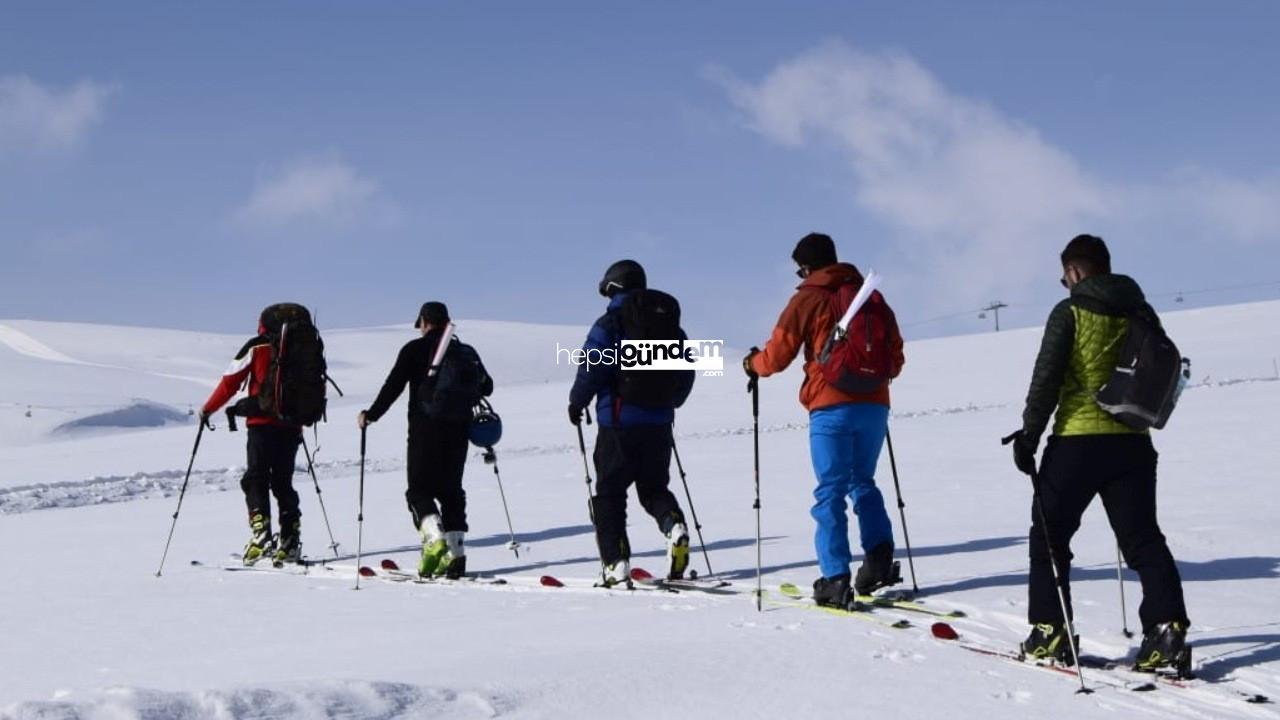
[979,301,1009,332]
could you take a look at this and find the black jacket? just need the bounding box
[366,329,494,425]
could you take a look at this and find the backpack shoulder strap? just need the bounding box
[235,335,270,360]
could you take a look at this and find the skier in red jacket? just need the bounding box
[201,314,303,566]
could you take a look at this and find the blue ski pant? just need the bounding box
[809,402,894,579]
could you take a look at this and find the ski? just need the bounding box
[631,567,735,595]
[774,583,912,629]
[374,559,508,586]
[930,622,1271,703]
[328,561,669,595]
[1077,655,1270,703]
[854,593,966,618]
[192,559,310,576]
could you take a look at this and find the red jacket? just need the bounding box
[202,329,295,429]
[750,263,904,411]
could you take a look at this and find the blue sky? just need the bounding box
[3,2,1279,345]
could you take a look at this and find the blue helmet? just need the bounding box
[469,400,502,449]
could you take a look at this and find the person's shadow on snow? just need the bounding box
[920,555,1280,596]
[719,535,1028,581]
[1185,632,1280,682]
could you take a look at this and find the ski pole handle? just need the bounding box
[360,425,367,456]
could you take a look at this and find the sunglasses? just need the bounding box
[795,266,810,279]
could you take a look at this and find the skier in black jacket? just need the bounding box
[1008,235,1190,674]
[359,301,493,579]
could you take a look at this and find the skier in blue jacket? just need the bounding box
[568,259,696,585]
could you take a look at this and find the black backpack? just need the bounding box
[1094,305,1188,431]
[419,337,490,421]
[253,303,328,426]
[615,289,686,409]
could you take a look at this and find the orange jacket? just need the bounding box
[750,263,904,411]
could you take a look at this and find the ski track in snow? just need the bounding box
[0,681,504,720]
[0,403,1006,516]
[3,381,1264,517]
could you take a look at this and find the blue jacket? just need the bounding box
[569,291,695,427]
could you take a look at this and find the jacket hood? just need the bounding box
[798,262,863,291]
[1072,273,1146,313]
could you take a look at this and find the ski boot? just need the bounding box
[1020,623,1078,666]
[813,573,854,609]
[417,514,448,578]
[601,559,631,588]
[437,531,467,580]
[854,541,901,596]
[1134,621,1192,677]
[242,513,275,567]
[273,518,302,567]
[666,522,690,580]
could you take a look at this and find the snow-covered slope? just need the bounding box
[2,302,1278,719]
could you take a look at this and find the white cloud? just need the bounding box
[0,75,114,154]
[1173,170,1280,245]
[714,42,1110,311]
[715,41,1280,318]
[234,155,384,227]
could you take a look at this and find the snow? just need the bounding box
[2,302,1279,719]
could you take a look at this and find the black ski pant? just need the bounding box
[592,424,685,566]
[241,424,302,537]
[1029,434,1189,633]
[406,417,470,533]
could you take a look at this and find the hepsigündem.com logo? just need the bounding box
[557,339,725,375]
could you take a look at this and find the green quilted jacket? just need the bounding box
[1021,274,1152,445]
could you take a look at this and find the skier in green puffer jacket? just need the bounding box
[1008,234,1191,675]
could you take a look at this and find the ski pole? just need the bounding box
[1115,543,1133,638]
[671,436,713,578]
[355,425,367,590]
[156,417,212,577]
[300,435,341,558]
[884,429,919,594]
[484,447,520,558]
[1000,432,1089,693]
[576,409,609,580]
[750,375,762,612]
[1029,468,1090,694]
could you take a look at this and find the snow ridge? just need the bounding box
[0,681,504,720]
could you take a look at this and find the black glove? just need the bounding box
[742,347,760,378]
[568,403,584,426]
[1002,430,1038,476]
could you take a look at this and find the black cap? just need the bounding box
[598,259,647,297]
[415,301,450,329]
[1061,234,1111,274]
[792,233,837,270]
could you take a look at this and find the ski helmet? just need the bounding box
[469,399,502,448]
[598,259,647,297]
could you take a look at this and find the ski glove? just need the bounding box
[568,403,584,426]
[742,347,760,379]
[1002,430,1038,476]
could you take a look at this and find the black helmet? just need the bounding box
[598,259,647,297]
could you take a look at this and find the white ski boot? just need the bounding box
[666,522,690,580]
[602,559,631,588]
[438,531,467,580]
[417,514,447,578]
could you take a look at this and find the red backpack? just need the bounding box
[817,282,903,394]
